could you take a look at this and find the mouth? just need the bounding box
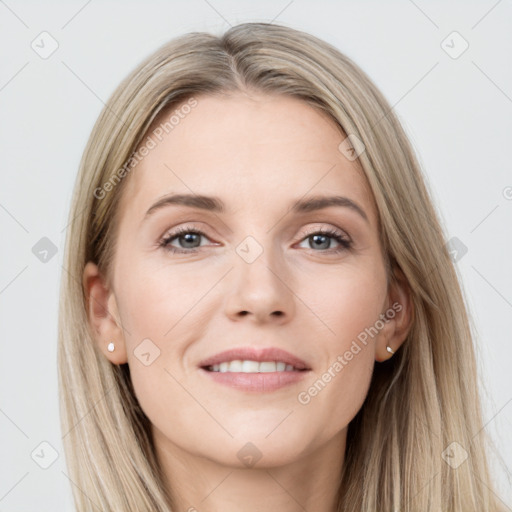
[198,347,311,392]
[202,360,309,373]
[198,346,311,372]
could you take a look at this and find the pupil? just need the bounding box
[312,234,329,250]
[182,233,198,248]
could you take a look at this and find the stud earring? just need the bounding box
[386,345,395,355]
[107,342,115,352]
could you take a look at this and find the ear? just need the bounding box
[375,266,414,362]
[83,261,127,365]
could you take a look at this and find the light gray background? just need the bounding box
[1,0,511,509]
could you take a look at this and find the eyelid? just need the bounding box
[159,222,350,242]
[159,221,214,240]
[299,223,351,242]
[159,224,213,245]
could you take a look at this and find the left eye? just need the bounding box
[296,229,352,253]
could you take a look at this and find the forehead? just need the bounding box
[119,92,377,225]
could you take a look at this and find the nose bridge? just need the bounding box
[224,231,295,322]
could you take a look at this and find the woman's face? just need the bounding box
[85,91,408,469]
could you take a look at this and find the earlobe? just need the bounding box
[82,261,128,364]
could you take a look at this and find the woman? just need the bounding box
[58,21,502,511]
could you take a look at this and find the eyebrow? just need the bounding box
[143,193,369,224]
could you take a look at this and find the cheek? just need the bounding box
[112,255,216,441]
[297,351,374,449]
[293,260,386,429]
[299,257,388,343]
[115,252,209,348]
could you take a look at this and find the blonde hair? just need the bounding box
[58,21,502,511]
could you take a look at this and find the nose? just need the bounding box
[223,247,295,324]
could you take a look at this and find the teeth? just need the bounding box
[259,362,276,372]
[207,360,300,373]
[227,360,242,372]
[242,360,260,372]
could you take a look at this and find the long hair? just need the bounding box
[58,21,501,511]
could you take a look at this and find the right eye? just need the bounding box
[159,227,211,254]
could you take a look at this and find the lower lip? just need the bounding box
[199,367,310,392]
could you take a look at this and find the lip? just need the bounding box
[198,347,311,371]
[197,347,311,393]
[199,368,309,392]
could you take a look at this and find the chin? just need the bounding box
[206,440,309,469]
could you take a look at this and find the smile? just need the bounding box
[204,360,305,373]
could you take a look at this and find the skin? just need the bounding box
[83,91,413,512]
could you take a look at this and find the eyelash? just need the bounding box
[158,225,352,255]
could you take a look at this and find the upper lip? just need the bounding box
[198,347,311,370]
